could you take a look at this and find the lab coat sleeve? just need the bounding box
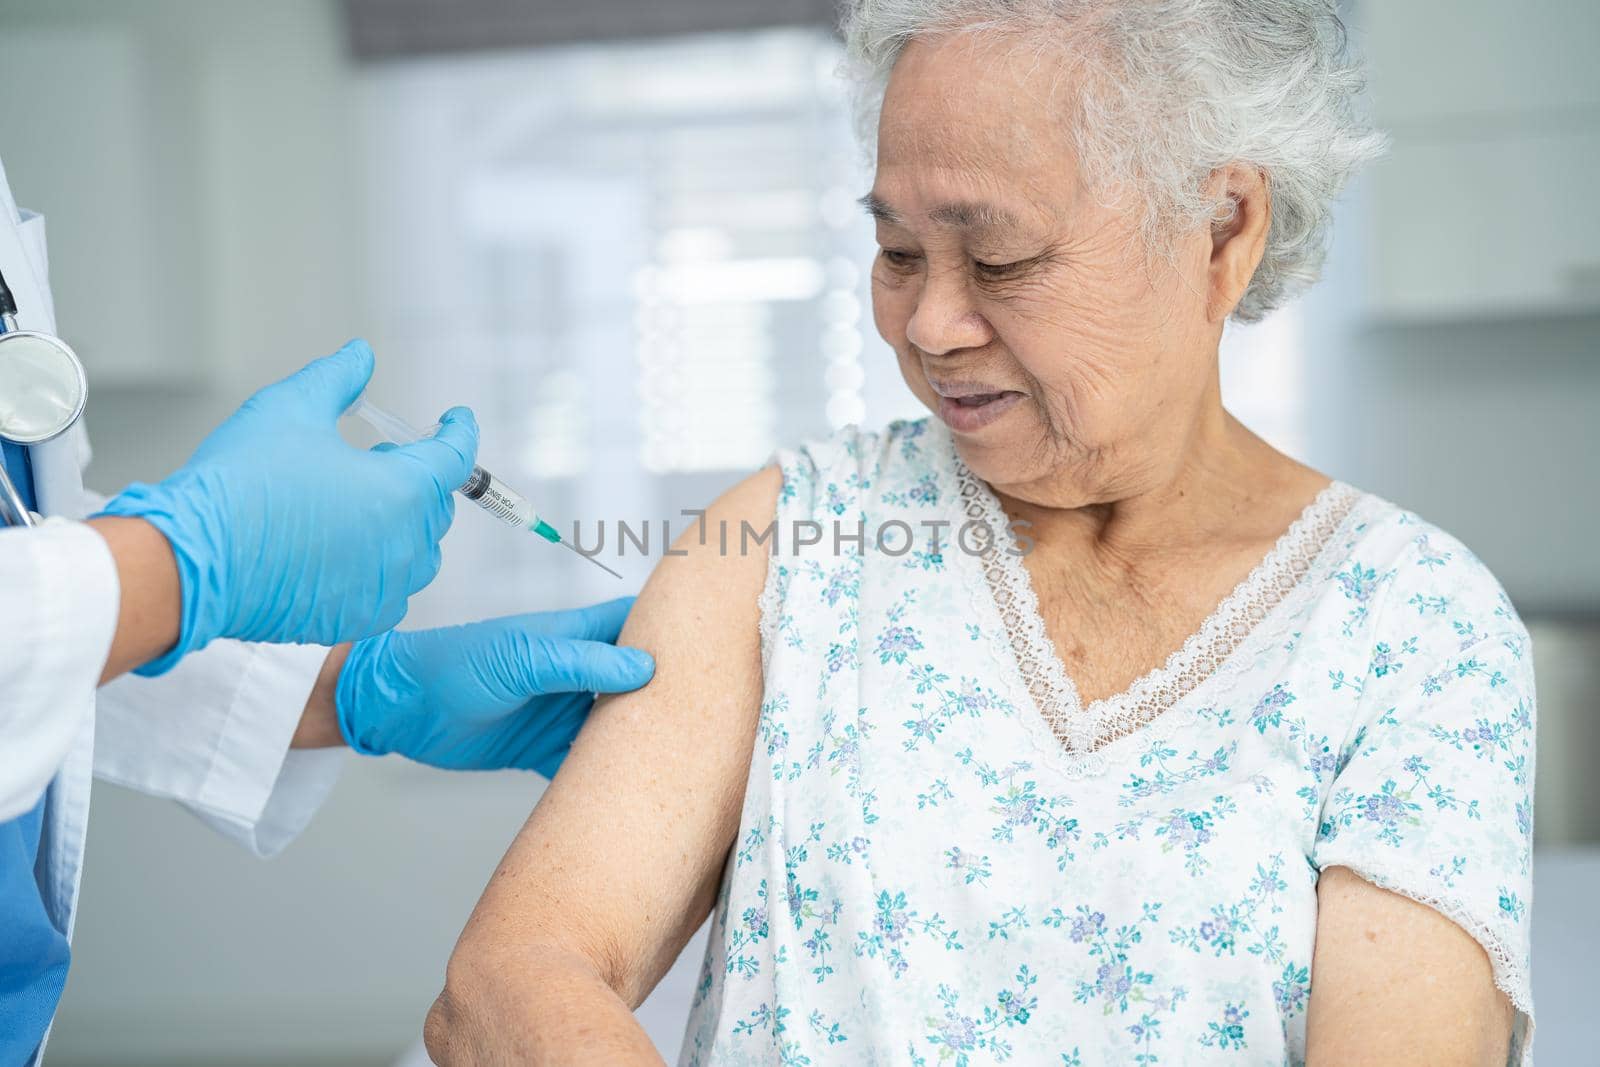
[94,638,347,858]
[0,518,119,822]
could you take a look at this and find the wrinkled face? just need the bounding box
[869,34,1221,506]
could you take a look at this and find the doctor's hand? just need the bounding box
[325,597,655,776]
[96,340,477,676]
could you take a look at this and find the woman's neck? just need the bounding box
[993,398,1325,571]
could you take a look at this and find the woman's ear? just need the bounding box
[1206,164,1272,322]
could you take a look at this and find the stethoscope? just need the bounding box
[0,266,88,527]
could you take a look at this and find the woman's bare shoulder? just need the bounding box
[620,464,783,650]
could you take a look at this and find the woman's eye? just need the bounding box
[972,257,1028,278]
[879,249,922,271]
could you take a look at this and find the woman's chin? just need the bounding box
[945,420,1088,505]
[947,429,1040,485]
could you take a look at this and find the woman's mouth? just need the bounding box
[932,385,1027,433]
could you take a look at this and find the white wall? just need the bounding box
[1309,311,1600,611]
[1299,1,1600,612]
[0,0,366,494]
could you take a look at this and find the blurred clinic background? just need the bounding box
[0,0,1596,1064]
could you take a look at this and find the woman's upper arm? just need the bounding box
[452,466,781,1006]
[1306,865,1513,1066]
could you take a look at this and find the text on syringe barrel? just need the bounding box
[459,466,535,528]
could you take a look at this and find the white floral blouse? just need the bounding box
[680,419,1535,1066]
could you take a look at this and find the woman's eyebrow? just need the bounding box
[858,192,1024,234]
[928,201,1023,232]
[859,192,904,224]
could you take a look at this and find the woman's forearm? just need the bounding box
[425,943,665,1067]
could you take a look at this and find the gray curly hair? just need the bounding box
[840,0,1387,321]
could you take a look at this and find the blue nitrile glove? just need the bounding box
[335,597,655,776]
[97,340,478,675]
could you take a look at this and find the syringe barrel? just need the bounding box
[349,396,558,540]
[459,466,537,529]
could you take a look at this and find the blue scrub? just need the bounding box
[0,440,71,1065]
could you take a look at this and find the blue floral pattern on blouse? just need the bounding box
[680,420,1534,1066]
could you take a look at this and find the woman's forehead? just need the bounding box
[871,119,1083,231]
[877,36,1080,179]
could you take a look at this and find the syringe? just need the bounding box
[346,394,622,580]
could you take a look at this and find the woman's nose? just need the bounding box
[904,269,994,356]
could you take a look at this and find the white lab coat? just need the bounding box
[0,157,344,1064]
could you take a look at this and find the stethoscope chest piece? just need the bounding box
[0,264,88,445]
[0,326,87,444]
[0,265,90,526]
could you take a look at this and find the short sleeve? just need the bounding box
[756,420,934,671]
[1313,526,1535,1060]
[767,421,890,521]
[758,424,871,664]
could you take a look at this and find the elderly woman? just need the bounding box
[427,1,1535,1063]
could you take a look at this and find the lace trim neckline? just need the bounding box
[948,431,1364,767]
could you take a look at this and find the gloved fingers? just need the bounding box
[413,541,445,594]
[396,405,479,492]
[513,635,655,695]
[260,339,376,421]
[369,594,410,640]
[520,597,638,643]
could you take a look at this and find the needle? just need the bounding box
[559,536,624,580]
